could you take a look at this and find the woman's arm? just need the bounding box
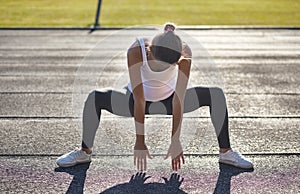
[172,43,192,141]
[165,43,191,171]
[127,43,145,143]
[127,40,152,171]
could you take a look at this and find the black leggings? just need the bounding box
[82,86,230,149]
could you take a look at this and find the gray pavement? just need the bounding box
[0,29,299,193]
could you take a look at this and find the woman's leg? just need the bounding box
[56,88,134,167]
[82,86,231,149]
[128,86,231,149]
[82,89,133,150]
[183,86,231,149]
[183,87,254,168]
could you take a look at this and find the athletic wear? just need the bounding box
[128,37,178,102]
[56,149,91,167]
[81,87,230,149]
[219,149,253,169]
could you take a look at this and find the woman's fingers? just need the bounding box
[172,158,175,170]
[147,151,153,159]
[141,158,144,171]
[137,157,141,171]
[134,151,150,171]
[172,154,184,171]
[181,154,185,164]
[164,151,171,160]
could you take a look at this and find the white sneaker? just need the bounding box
[56,149,91,167]
[219,149,253,169]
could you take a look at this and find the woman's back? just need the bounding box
[128,37,178,102]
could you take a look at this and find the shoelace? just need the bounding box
[231,151,246,161]
[70,149,82,158]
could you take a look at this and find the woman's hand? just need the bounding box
[134,142,153,171]
[164,140,185,171]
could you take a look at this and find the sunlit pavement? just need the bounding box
[0,29,299,193]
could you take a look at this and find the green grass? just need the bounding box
[0,0,97,27]
[0,0,299,27]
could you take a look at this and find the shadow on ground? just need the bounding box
[54,163,254,194]
[55,162,91,194]
[213,163,254,194]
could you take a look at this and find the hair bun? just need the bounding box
[164,23,176,32]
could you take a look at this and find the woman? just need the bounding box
[57,23,253,171]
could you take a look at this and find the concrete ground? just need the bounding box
[0,29,299,193]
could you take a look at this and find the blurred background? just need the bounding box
[0,0,299,27]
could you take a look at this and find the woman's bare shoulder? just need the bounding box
[181,41,192,59]
[127,37,150,56]
[127,39,143,66]
[128,37,149,48]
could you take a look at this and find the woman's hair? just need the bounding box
[150,23,182,64]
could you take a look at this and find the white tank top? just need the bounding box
[128,37,178,102]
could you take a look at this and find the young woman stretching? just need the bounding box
[57,23,253,171]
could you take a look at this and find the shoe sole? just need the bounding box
[219,160,253,169]
[56,160,91,168]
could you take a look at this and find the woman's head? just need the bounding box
[150,23,182,64]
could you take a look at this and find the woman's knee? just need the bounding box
[85,90,97,104]
[210,87,224,95]
[209,87,226,104]
[85,90,107,109]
